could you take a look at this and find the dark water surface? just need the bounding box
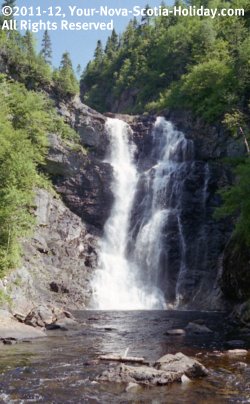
[0,310,250,403]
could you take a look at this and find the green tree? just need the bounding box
[94,40,104,64]
[40,30,52,65]
[53,51,79,97]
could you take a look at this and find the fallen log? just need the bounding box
[98,354,147,364]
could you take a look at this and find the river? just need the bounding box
[0,310,250,403]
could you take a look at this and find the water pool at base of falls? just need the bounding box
[0,310,250,403]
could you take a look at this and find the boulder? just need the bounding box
[185,322,213,334]
[97,352,208,386]
[155,352,208,378]
[97,364,182,386]
[0,310,46,340]
[24,306,76,329]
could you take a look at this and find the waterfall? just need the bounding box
[90,118,164,310]
[129,117,193,307]
[90,116,206,310]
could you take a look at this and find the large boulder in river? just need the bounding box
[97,364,182,386]
[155,352,208,378]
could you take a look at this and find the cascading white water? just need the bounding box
[90,116,202,310]
[91,118,164,310]
[130,117,193,306]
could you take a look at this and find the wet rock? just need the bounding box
[1,338,17,345]
[53,318,77,330]
[232,362,248,369]
[97,352,208,386]
[24,306,76,329]
[97,364,182,385]
[14,313,26,323]
[181,374,191,383]
[226,349,248,356]
[25,305,55,327]
[192,319,206,325]
[125,382,141,392]
[165,329,186,336]
[155,352,208,378]
[0,311,46,340]
[185,322,213,334]
[221,239,250,302]
[45,323,63,331]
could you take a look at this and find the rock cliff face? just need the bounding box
[46,133,113,231]
[0,97,246,314]
[221,240,250,302]
[120,113,236,309]
[3,189,97,313]
[1,97,114,315]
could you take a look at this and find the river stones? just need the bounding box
[155,352,209,378]
[97,352,208,386]
[165,329,186,336]
[23,305,76,329]
[185,322,213,334]
[0,310,46,340]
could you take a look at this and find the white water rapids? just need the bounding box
[90,117,193,310]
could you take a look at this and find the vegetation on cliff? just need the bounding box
[0,75,79,276]
[0,23,78,98]
[0,0,83,276]
[81,0,249,125]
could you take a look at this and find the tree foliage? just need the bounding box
[0,76,79,276]
[53,52,79,98]
[81,0,249,122]
[40,30,52,65]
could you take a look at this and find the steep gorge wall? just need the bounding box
[117,112,242,309]
[0,98,246,314]
[1,97,114,314]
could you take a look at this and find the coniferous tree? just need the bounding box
[53,52,78,97]
[94,40,104,64]
[105,29,118,57]
[23,30,35,61]
[76,64,81,77]
[40,30,52,65]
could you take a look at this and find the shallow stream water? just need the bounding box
[0,310,250,403]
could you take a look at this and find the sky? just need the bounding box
[15,0,173,73]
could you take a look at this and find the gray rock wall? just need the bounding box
[2,189,98,314]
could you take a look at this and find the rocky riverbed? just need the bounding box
[0,310,250,403]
